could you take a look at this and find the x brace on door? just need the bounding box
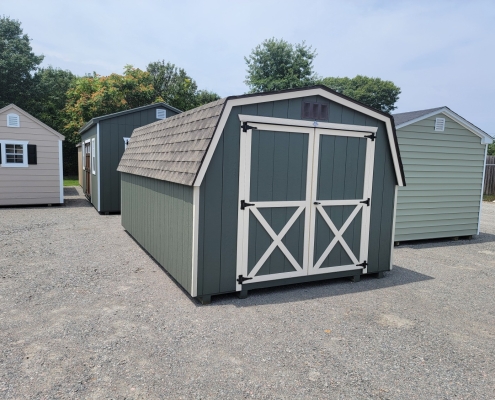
[247,205,305,278]
[312,203,363,270]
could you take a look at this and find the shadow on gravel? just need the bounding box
[210,266,434,307]
[397,232,495,249]
[64,198,93,208]
[64,187,79,196]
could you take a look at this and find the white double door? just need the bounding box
[236,120,376,289]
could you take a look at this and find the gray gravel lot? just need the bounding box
[1,186,494,399]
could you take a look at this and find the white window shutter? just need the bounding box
[435,118,445,131]
[156,109,166,119]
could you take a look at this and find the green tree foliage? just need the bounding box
[147,60,220,110]
[488,142,495,156]
[62,66,160,142]
[319,75,401,113]
[0,16,44,109]
[244,38,318,93]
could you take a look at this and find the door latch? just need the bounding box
[242,122,257,132]
[356,261,368,269]
[360,198,370,206]
[365,132,377,141]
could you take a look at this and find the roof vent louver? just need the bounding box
[7,113,20,127]
[156,109,166,120]
[301,102,329,121]
[435,117,445,131]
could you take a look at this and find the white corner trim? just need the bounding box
[193,87,404,187]
[97,123,101,212]
[191,186,200,297]
[390,185,398,270]
[59,140,64,204]
[238,114,378,133]
[477,144,488,235]
[396,107,493,144]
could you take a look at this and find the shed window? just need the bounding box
[435,118,445,131]
[7,114,20,127]
[0,140,28,167]
[123,137,130,150]
[91,138,96,175]
[156,109,166,119]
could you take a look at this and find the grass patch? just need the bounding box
[64,176,79,187]
[483,194,495,202]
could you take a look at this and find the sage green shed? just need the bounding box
[393,107,493,242]
[118,86,406,304]
[79,103,181,213]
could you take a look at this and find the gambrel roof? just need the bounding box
[118,86,406,187]
[393,106,493,144]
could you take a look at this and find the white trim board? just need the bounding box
[191,186,200,297]
[59,140,64,204]
[193,87,405,187]
[97,123,101,212]
[395,107,493,145]
[477,144,488,235]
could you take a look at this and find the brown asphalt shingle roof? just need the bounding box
[117,98,227,186]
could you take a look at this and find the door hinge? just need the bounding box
[356,261,368,269]
[237,275,253,284]
[365,132,377,141]
[242,121,257,132]
[240,200,255,210]
[360,198,370,206]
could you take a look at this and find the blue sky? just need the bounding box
[3,0,494,135]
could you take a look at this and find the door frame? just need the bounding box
[235,115,378,292]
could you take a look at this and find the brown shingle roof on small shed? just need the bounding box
[117,98,227,186]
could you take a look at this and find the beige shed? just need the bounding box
[0,104,65,206]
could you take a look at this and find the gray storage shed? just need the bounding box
[393,107,493,243]
[118,86,406,303]
[80,102,181,213]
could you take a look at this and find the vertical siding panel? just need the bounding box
[329,102,343,123]
[220,108,241,292]
[287,99,302,119]
[272,100,289,118]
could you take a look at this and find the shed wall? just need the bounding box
[121,173,194,294]
[395,115,485,241]
[99,107,179,213]
[0,109,62,206]
[197,96,397,297]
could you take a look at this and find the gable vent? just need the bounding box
[435,117,445,131]
[302,102,328,121]
[156,109,166,120]
[7,114,20,128]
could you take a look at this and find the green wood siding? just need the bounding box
[121,173,194,294]
[395,115,485,242]
[99,107,179,213]
[80,126,98,209]
[197,95,397,296]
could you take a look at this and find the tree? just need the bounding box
[147,60,220,110]
[488,143,495,156]
[0,16,44,109]
[319,75,401,113]
[62,66,160,142]
[244,38,318,93]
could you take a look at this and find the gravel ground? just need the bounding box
[1,186,494,399]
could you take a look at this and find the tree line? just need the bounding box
[5,19,486,174]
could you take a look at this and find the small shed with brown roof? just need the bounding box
[118,86,406,303]
[0,104,64,206]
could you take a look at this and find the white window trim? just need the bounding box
[7,113,20,128]
[0,140,29,167]
[83,139,90,170]
[123,137,130,150]
[91,138,96,175]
